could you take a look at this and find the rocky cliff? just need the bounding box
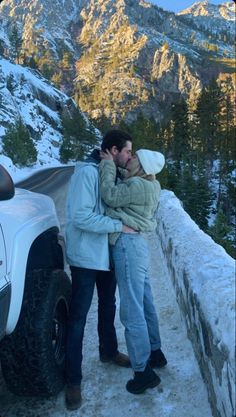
[0,0,234,123]
[0,58,96,164]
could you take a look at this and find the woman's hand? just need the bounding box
[100,149,113,161]
[122,225,137,233]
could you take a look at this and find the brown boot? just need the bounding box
[100,351,131,367]
[65,385,82,411]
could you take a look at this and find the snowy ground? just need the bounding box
[0,231,213,417]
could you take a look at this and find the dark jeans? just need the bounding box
[66,266,118,386]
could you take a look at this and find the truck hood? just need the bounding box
[0,188,60,273]
[0,188,58,229]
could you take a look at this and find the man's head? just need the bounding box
[101,129,133,168]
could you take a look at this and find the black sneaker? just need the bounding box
[149,349,167,368]
[126,364,161,394]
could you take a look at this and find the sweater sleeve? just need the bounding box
[99,160,141,208]
[67,164,122,233]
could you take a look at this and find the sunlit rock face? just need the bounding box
[0,0,235,123]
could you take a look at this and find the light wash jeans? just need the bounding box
[111,233,161,372]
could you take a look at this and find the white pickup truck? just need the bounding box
[0,164,71,397]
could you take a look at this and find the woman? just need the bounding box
[99,148,167,395]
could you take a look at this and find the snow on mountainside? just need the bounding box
[0,0,86,33]
[73,0,234,122]
[0,58,99,168]
[177,1,235,36]
[0,0,86,60]
[178,1,235,19]
[0,0,234,123]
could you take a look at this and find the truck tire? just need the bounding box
[0,268,71,397]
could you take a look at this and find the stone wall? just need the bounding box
[156,190,235,417]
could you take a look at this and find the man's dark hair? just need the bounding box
[101,129,133,152]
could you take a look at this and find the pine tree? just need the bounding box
[6,74,15,93]
[26,55,38,69]
[0,40,4,57]
[174,166,212,231]
[221,79,235,231]
[93,115,112,135]
[60,52,72,71]
[208,208,235,258]
[220,78,235,160]
[51,72,63,88]
[124,113,159,151]
[2,119,37,166]
[171,98,190,170]
[37,49,55,80]
[41,63,54,80]
[59,109,98,162]
[224,176,236,226]
[194,174,213,230]
[195,78,222,165]
[158,121,174,157]
[9,25,23,64]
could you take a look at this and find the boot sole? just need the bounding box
[126,376,161,394]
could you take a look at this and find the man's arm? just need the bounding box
[67,165,122,234]
[99,160,141,208]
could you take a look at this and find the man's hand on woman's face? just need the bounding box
[100,149,113,160]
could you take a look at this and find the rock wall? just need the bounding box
[156,190,235,417]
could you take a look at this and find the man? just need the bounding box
[65,129,133,410]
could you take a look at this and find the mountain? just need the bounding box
[0,0,234,124]
[0,58,99,165]
[178,1,235,22]
[74,0,234,122]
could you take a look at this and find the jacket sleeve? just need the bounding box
[67,164,122,233]
[99,160,141,208]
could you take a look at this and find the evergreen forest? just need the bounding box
[93,77,236,258]
[2,25,235,258]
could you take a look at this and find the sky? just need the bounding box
[148,0,227,13]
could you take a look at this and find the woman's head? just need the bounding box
[125,155,143,178]
[126,149,165,179]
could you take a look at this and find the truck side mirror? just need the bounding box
[0,164,15,201]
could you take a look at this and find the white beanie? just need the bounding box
[135,149,165,175]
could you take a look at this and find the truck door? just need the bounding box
[0,224,11,339]
[0,224,6,284]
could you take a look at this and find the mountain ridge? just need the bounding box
[0,0,234,124]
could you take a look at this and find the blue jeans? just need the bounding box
[111,233,161,372]
[66,267,118,386]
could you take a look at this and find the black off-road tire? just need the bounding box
[0,269,71,397]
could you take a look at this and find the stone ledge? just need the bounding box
[156,190,235,417]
